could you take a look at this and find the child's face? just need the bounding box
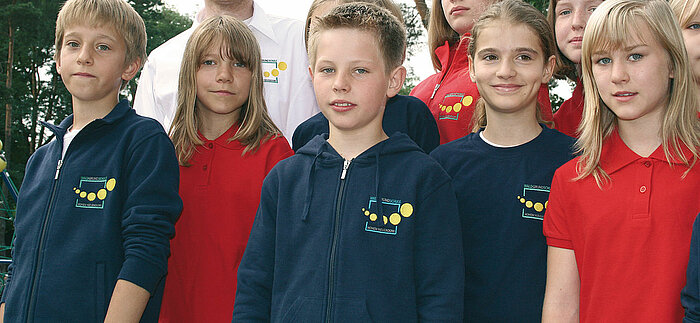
[310,28,403,134]
[195,44,252,121]
[680,10,700,84]
[469,21,554,116]
[554,0,603,64]
[442,0,492,36]
[56,24,139,105]
[590,24,673,124]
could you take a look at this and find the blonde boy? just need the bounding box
[233,3,464,321]
[0,0,182,321]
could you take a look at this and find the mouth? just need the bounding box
[569,36,583,44]
[450,6,469,15]
[330,100,356,111]
[491,84,523,92]
[211,90,235,96]
[612,91,637,101]
[73,72,95,78]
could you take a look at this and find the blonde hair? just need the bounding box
[427,0,461,70]
[308,3,406,72]
[55,0,146,89]
[577,0,700,185]
[304,0,404,47]
[669,0,700,28]
[169,16,281,166]
[547,0,580,80]
[468,0,556,132]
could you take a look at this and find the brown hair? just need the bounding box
[308,2,406,72]
[55,0,146,89]
[547,0,579,80]
[169,16,281,166]
[467,0,556,131]
[427,0,461,70]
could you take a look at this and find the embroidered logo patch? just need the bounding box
[73,176,116,209]
[262,59,288,83]
[517,184,550,220]
[362,197,413,235]
[438,93,474,121]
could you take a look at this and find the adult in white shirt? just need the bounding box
[134,0,318,141]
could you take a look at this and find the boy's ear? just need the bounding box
[121,58,141,82]
[542,55,556,84]
[308,65,314,80]
[386,65,406,98]
[468,56,476,82]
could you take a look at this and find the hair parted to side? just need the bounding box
[547,0,579,80]
[308,2,406,73]
[670,0,700,42]
[55,0,146,89]
[427,0,461,71]
[578,0,700,186]
[169,16,282,166]
[467,0,556,132]
[304,0,405,48]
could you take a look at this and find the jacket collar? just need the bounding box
[43,99,131,138]
[600,129,694,174]
[435,34,471,76]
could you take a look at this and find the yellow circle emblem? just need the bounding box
[106,178,116,191]
[400,203,413,217]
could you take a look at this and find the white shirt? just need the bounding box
[62,127,81,158]
[133,2,319,141]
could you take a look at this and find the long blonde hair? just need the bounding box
[467,0,556,132]
[169,16,281,166]
[577,0,700,185]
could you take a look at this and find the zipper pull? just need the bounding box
[54,159,63,180]
[340,159,350,180]
[430,84,440,100]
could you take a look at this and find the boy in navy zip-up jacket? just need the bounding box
[0,0,182,322]
[233,4,464,322]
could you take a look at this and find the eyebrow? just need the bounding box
[476,47,539,56]
[63,32,118,43]
[591,43,648,56]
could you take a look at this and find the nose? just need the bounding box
[571,9,586,30]
[332,70,350,93]
[495,59,516,79]
[77,46,93,65]
[610,61,629,84]
[216,64,233,83]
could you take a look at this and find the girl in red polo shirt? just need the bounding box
[542,0,700,321]
[547,0,603,137]
[160,16,292,322]
[410,0,554,144]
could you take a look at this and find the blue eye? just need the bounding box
[233,61,246,68]
[596,57,612,65]
[97,44,110,51]
[689,23,700,30]
[355,68,368,74]
[202,60,215,66]
[629,53,643,61]
[559,9,572,16]
[320,67,334,73]
[66,41,79,48]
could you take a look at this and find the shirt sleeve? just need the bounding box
[133,58,159,123]
[682,213,700,323]
[543,168,574,249]
[414,180,464,321]
[117,132,182,294]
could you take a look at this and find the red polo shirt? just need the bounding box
[553,79,583,138]
[159,126,293,323]
[544,131,700,322]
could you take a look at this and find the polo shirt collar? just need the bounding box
[198,123,244,150]
[247,2,278,45]
[600,129,693,174]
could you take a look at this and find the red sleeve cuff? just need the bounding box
[546,236,573,249]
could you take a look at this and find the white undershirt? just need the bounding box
[62,127,81,158]
[479,132,518,148]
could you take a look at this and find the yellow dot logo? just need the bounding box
[390,213,401,225]
[462,96,474,106]
[106,178,116,191]
[400,203,413,217]
[453,102,462,113]
[80,191,87,198]
[278,61,288,71]
[520,197,526,203]
[87,192,96,201]
[517,196,548,212]
[370,213,377,222]
[525,200,533,208]
[264,71,270,77]
[383,216,388,225]
[272,69,280,77]
[534,202,544,212]
[97,189,107,200]
[446,105,453,113]
[440,105,445,111]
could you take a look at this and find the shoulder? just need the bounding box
[539,127,577,155]
[430,133,479,161]
[292,113,327,150]
[552,157,582,183]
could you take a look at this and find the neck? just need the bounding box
[71,94,119,130]
[327,125,388,160]
[616,109,664,158]
[197,108,240,140]
[202,0,254,21]
[481,103,542,146]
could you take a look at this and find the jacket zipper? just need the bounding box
[25,158,63,322]
[326,159,351,323]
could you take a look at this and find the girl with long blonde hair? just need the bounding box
[161,15,292,322]
[542,0,700,321]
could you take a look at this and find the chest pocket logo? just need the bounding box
[517,184,550,220]
[262,59,288,83]
[362,197,413,235]
[73,177,116,209]
[438,93,474,121]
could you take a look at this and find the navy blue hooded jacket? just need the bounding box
[291,95,440,153]
[1,100,182,322]
[233,133,464,322]
[682,212,700,323]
